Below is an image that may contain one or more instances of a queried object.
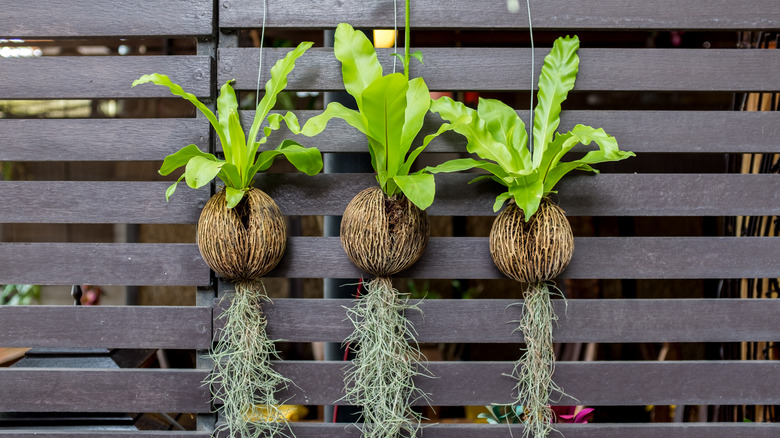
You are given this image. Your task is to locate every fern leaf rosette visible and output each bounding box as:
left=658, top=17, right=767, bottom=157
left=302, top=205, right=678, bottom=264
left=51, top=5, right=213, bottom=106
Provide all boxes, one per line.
left=301, top=20, right=449, bottom=438
left=428, top=35, right=634, bottom=438
left=133, top=42, right=322, bottom=438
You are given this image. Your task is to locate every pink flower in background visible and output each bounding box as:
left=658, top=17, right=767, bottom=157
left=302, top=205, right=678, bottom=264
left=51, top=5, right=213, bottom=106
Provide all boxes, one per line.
left=552, top=406, right=595, bottom=424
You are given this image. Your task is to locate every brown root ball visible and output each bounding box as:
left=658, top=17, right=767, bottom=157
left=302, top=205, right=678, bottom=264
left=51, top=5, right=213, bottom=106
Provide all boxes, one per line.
left=340, top=187, right=430, bottom=277
left=489, top=198, right=574, bottom=283
left=197, top=188, right=286, bottom=281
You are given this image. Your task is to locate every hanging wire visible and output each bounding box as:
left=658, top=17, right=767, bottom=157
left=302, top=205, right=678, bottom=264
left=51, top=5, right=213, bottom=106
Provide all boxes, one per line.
left=254, top=0, right=268, bottom=108
left=526, top=0, right=535, bottom=155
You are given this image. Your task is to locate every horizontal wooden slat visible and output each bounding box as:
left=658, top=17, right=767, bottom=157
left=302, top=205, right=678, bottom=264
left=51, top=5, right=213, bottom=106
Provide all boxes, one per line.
left=0, top=119, right=208, bottom=161
left=0, top=369, right=209, bottom=413
left=0, top=243, right=209, bottom=286
left=2, top=0, right=212, bottom=38
left=270, top=361, right=780, bottom=406
left=266, top=237, right=780, bottom=279
left=1, top=306, right=210, bottom=349
left=219, top=48, right=780, bottom=92
left=3, top=174, right=777, bottom=223
left=0, top=433, right=209, bottom=438
left=1, top=56, right=210, bottom=99
left=221, top=0, right=780, bottom=30
left=218, top=422, right=780, bottom=438
left=256, top=173, right=780, bottom=217
left=0, top=182, right=207, bottom=224
left=250, top=110, right=780, bottom=154
left=214, top=298, right=780, bottom=343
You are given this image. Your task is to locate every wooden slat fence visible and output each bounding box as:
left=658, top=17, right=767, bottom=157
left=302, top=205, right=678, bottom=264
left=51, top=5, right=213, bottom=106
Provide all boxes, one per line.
left=1, top=0, right=778, bottom=436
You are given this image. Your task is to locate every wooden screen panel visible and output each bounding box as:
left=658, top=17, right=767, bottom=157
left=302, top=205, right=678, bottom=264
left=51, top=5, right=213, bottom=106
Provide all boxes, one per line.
left=0, top=369, right=210, bottom=413
left=0, top=119, right=208, bottom=162
left=0, top=306, right=210, bottom=349
left=244, top=110, right=780, bottom=154
left=0, top=243, right=209, bottom=286
left=220, top=0, right=780, bottom=30
left=0, top=56, right=210, bottom=99
left=215, top=298, right=780, bottom=344
left=265, top=236, right=780, bottom=279
left=2, top=174, right=778, bottom=223
left=2, top=0, right=213, bottom=38
left=0, top=182, right=207, bottom=224
left=0, top=433, right=210, bottom=438
left=257, top=361, right=780, bottom=406
left=218, top=48, right=780, bottom=92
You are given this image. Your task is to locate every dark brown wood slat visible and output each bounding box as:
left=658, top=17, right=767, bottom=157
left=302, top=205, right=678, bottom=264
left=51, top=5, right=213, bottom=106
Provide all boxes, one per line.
left=1, top=56, right=210, bottom=99
left=217, top=422, right=780, bottom=438
left=0, top=433, right=209, bottom=438
left=0, top=119, right=208, bottom=161
left=269, top=361, right=780, bottom=406
left=266, top=237, right=780, bottom=279
left=221, top=0, right=780, bottom=30
left=248, top=110, right=780, bottom=154
left=1, top=306, right=210, bottom=349
left=0, top=369, right=209, bottom=413
left=0, top=182, right=207, bottom=224
left=214, top=298, right=780, bottom=343
left=219, top=48, right=780, bottom=92
left=256, top=173, right=780, bottom=217
left=0, top=243, right=209, bottom=286
left=3, top=0, right=212, bottom=38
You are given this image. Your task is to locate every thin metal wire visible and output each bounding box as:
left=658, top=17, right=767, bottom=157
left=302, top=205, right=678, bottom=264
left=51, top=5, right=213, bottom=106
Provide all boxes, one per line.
left=526, top=0, right=535, bottom=156
left=254, top=0, right=267, bottom=109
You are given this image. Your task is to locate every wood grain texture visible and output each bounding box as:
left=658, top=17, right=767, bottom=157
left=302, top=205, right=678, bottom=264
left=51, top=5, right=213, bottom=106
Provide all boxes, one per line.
left=0, top=368, right=209, bottom=413
left=220, top=0, right=780, bottom=30
left=3, top=238, right=777, bottom=283
left=213, top=298, right=780, bottom=343
left=1, top=56, right=211, bottom=99
left=0, top=182, right=208, bottom=224
left=0, top=433, right=209, bottom=438
left=0, top=119, right=208, bottom=161
left=1, top=306, right=210, bottom=349
left=247, top=110, right=780, bottom=154
left=219, top=48, right=780, bottom=92
left=218, top=422, right=780, bottom=438
left=265, top=236, right=780, bottom=279
left=255, top=173, right=780, bottom=217
left=0, top=243, right=209, bottom=286
left=3, top=174, right=777, bottom=223
left=266, top=361, right=780, bottom=406
left=2, top=0, right=212, bottom=38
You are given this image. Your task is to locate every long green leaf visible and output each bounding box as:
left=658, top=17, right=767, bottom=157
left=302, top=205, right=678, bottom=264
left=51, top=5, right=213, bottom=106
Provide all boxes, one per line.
left=247, top=41, right=313, bottom=148
left=301, top=101, right=367, bottom=137
left=361, top=73, right=408, bottom=186
left=217, top=162, right=242, bottom=190
left=132, top=73, right=227, bottom=148
left=399, top=78, right=431, bottom=158
left=249, top=140, right=323, bottom=177
left=508, top=172, right=543, bottom=217
left=532, top=35, right=580, bottom=167
left=477, top=97, right=526, bottom=170
left=216, top=80, right=239, bottom=164
left=226, top=111, right=248, bottom=186
left=333, top=23, right=382, bottom=109
left=159, top=144, right=217, bottom=176
left=426, top=158, right=508, bottom=180
left=393, top=172, right=435, bottom=211
left=184, top=156, right=224, bottom=189
left=397, top=121, right=458, bottom=177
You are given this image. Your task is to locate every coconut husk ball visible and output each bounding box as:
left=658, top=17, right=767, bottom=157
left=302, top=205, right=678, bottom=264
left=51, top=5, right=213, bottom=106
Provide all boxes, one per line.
left=489, top=198, right=574, bottom=283
left=197, top=187, right=286, bottom=281
left=341, top=186, right=430, bottom=277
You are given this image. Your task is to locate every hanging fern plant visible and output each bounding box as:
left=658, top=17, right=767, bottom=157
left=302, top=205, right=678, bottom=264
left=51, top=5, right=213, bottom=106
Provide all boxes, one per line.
left=133, top=42, right=322, bottom=438
left=428, top=35, right=634, bottom=438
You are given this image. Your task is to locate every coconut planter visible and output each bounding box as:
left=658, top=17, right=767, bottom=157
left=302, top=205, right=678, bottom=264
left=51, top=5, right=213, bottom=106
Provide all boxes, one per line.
left=340, top=186, right=430, bottom=277
left=197, top=187, right=286, bottom=281
left=489, top=197, right=574, bottom=283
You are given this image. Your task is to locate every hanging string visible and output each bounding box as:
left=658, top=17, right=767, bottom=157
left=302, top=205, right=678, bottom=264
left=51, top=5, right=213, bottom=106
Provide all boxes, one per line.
left=526, top=0, right=535, bottom=155
left=393, top=0, right=398, bottom=74
left=254, top=0, right=268, bottom=108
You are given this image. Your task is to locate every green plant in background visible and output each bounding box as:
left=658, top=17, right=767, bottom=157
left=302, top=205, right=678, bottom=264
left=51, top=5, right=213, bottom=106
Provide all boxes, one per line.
left=427, top=35, right=633, bottom=438
left=133, top=41, right=322, bottom=209
left=479, top=404, right=527, bottom=425
left=0, top=284, right=41, bottom=305
left=301, top=21, right=449, bottom=210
